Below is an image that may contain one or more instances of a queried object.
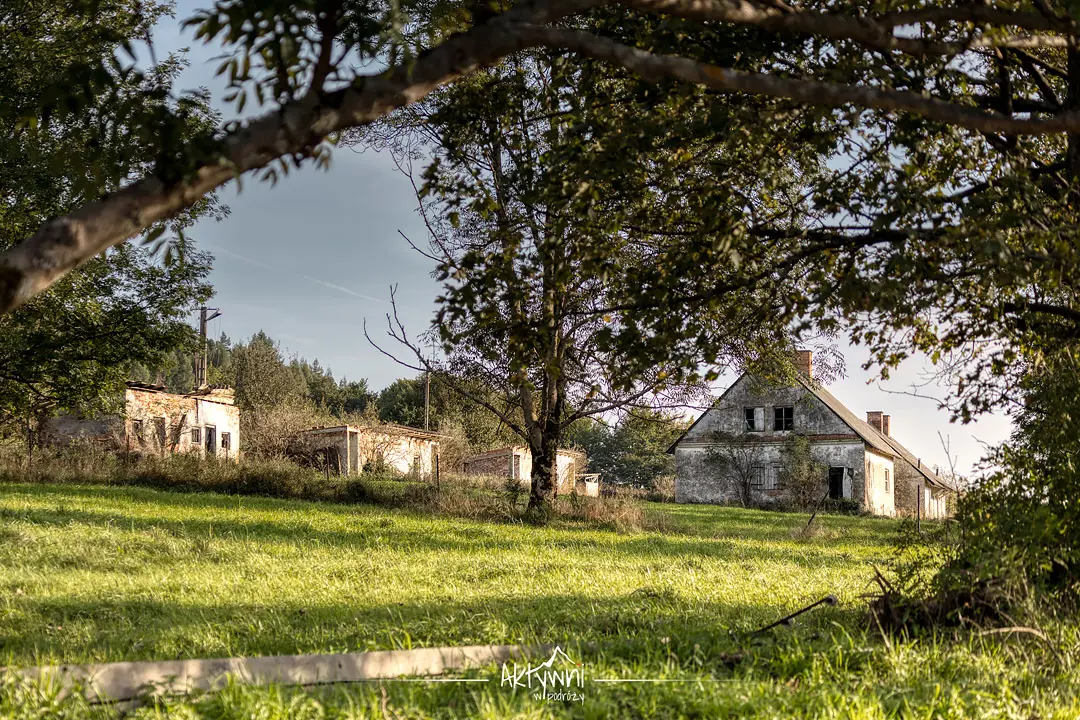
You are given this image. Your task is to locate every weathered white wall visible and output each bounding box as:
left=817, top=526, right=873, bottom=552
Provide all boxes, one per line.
left=863, top=450, right=895, bottom=517
left=194, top=397, right=241, bottom=459
left=358, top=430, right=438, bottom=478
left=300, top=427, right=440, bottom=479
left=47, top=388, right=240, bottom=461
left=674, top=439, right=872, bottom=508
left=556, top=453, right=578, bottom=491
left=463, top=447, right=579, bottom=494
left=923, top=485, right=949, bottom=519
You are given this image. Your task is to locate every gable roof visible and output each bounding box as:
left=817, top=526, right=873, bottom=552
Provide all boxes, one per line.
left=664, top=374, right=750, bottom=454
left=870, top=427, right=952, bottom=491
left=792, top=376, right=895, bottom=456
left=668, top=372, right=952, bottom=492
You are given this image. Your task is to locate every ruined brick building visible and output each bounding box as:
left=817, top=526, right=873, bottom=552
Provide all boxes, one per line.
left=295, top=424, right=446, bottom=480
left=463, top=445, right=586, bottom=495
left=46, top=382, right=241, bottom=459
left=668, top=352, right=954, bottom=517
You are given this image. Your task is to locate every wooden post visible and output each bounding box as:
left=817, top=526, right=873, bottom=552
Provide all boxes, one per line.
left=916, top=485, right=922, bottom=532
left=25, top=418, right=33, bottom=482
left=435, top=454, right=440, bottom=492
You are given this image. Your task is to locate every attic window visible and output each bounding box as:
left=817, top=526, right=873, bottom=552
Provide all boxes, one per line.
left=774, top=406, right=794, bottom=431
left=744, top=408, right=757, bottom=431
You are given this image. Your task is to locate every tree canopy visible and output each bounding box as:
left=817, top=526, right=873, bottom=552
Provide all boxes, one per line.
left=6, top=0, right=1080, bottom=344
left=0, top=1, right=220, bottom=431
left=7, top=0, right=1080, bottom=441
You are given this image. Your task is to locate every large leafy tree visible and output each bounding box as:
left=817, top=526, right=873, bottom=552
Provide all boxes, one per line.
left=1, top=0, right=1077, bottom=435
left=4, top=0, right=1080, bottom=324
left=230, top=332, right=309, bottom=412
left=365, top=49, right=812, bottom=511
left=0, top=0, right=220, bottom=432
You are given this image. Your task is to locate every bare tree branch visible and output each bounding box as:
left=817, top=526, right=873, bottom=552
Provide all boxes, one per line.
left=624, top=0, right=1075, bottom=55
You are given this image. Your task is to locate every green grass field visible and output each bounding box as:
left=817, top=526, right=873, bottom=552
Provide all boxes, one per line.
left=1, top=482, right=1077, bottom=718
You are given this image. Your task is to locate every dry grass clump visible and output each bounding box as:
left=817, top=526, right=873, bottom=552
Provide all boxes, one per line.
left=556, top=493, right=669, bottom=533
left=790, top=521, right=841, bottom=543
left=869, top=571, right=1016, bottom=634
left=1, top=445, right=664, bottom=531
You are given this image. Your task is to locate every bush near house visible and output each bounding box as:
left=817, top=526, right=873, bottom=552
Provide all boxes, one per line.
left=776, top=434, right=828, bottom=510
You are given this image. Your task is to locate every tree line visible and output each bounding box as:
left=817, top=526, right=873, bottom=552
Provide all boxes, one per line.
left=127, top=329, right=685, bottom=489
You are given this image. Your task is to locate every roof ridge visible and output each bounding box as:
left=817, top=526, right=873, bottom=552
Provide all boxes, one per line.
left=794, top=375, right=951, bottom=490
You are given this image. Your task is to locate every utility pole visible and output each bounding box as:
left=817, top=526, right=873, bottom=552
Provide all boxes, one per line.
left=195, top=306, right=222, bottom=388
left=424, top=370, right=430, bottom=430
left=424, top=337, right=436, bottom=431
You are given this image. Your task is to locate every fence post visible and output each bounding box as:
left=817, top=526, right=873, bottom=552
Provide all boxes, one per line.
left=435, top=454, right=440, bottom=492
left=26, top=419, right=33, bottom=482
left=916, top=485, right=922, bottom=532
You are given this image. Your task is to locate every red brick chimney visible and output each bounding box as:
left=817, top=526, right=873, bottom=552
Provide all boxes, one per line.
left=881, top=414, right=891, bottom=437
left=795, top=350, right=813, bottom=379
left=866, top=411, right=883, bottom=433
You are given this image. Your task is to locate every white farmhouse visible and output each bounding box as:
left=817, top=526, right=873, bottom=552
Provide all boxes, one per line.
left=668, top=352, right=954, bottom=517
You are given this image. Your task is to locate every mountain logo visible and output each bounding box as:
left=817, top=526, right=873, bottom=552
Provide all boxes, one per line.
left=500, top=646, right=585, bottom=703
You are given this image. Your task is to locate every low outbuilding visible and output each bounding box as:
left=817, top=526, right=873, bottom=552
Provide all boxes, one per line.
left=295, top=424, right=446, bottom=480
left=463, top=445, right=587, bottom=495
left=45, top=382, right=241, bottom=460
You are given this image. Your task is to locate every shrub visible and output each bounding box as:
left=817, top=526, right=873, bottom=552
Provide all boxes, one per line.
left=874, top=352, right=1080, bottom=632
left=241, top=402, right=328, bottom=459
left=645, top=475, right=676, bottom=503
left=777, top=434, right=827, bottom=509
left=555, top=493, right=667, bottom=533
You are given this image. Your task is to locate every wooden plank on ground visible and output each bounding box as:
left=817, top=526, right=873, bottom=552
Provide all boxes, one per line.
left=5, top=643, right=545, bottom=704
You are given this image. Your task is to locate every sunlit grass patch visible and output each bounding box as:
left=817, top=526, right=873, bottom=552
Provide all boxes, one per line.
left=0, top=482, right=1076, bottom=718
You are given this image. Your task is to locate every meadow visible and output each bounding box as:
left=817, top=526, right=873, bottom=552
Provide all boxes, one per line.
left=0, top=482, right=1076, bottom=718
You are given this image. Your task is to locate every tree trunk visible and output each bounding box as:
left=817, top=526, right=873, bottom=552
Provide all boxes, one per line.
left=1068, top=48, right=1080, bottom=189
left=528, top=434, right=559, bottom=512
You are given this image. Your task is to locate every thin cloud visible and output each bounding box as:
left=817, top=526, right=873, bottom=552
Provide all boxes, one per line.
left=207, top=244, right=391, bottom=305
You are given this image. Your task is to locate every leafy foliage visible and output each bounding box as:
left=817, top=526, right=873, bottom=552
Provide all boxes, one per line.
left=566, top=410, right=687, bottom=489
left=944, top=352, right=1080, bottom=604
left=0, top=0, right=224, bottom=432
left=777, top=434, right=828, bottom=510
left=363, top=40, right=824, bottom=511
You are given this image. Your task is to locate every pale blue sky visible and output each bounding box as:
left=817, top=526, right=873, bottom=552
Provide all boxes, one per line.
left=153, top=4, right=1011, bottom=475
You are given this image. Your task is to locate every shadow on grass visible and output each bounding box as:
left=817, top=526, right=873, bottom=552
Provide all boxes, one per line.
left=0, top=484, right=887, bottom=572
left=3, top=587, right=865, bottom=669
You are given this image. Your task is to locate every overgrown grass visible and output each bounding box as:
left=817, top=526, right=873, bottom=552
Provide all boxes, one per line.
left=1, top=444, right=667, bottom=531
left=0, top=483, right=1077, bottom=718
